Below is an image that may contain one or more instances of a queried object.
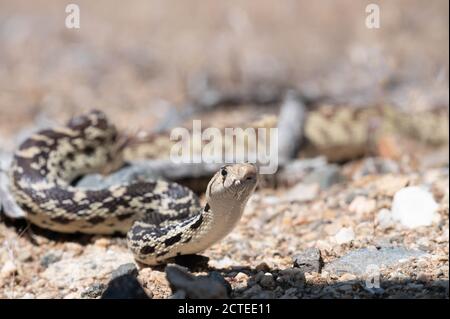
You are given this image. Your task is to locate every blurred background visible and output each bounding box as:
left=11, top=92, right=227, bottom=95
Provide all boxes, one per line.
left=0, top=0, right=448, bottom=164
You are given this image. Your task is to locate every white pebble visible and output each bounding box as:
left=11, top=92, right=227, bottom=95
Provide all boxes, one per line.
left=376, top=208, right=394, bottom=229
left=1, top=260, right=17, bottom=278
left=334, top=227, right=355, bottom=245
left=391, top=186, right=439, bottom=228
left=234, top=272, right=248, bottom=281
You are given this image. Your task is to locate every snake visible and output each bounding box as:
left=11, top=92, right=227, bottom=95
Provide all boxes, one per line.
left=9, top=110, right=258, bottom=265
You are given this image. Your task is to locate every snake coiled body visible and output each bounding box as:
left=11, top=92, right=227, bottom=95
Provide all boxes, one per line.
left=9, top=111, right=258, bottom=265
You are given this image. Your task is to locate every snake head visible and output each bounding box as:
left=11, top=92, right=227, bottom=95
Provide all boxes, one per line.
left=207, top=163, right=258, bottom=204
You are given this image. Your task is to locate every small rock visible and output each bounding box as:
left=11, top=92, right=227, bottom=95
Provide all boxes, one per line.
left=277, top=268, right=306, bottom=288
left=303, top=164, right=342, bottom=189
left=251, top=271, right=265, bottom=285
left=102, top=263, right=149, bottom=299
left=334, top=227, right=355, bottom=245
left=349, top=196, right=376, bottom=216
left=64, top=243, right=84, bottom=256
left=284, top=183, right=319, bottom=202
left=20, top=293, right=35, bottom=299
left=324, top=247, right=426, bottom=276
left=391, top=186, right=440, bottom=228
left=364, top=286, right=385, bottom=295
left=111, top=263, right=138, bottom=280
left=280, top=287, right=298, bottom=299
left=0, top=166, right=26, bottom=219
left=209, top=256, right=235, bottom=269
left=339, top=273, right=357, bottom=281
left=316, top=240, right=333, bottom=252
left=81, top=283, right=106, bottom=298
left=234, top=272, right=249, bottom=281
left=375, top=175, right=409, bottom=197
left=17, top=250, right=33, bottom=263
left=1, top=260, right=17, bottom=278
left=376, top=208, right=394, bottom=229
left=293, top=248, right=324, bottom=273
left=416, top=238, right=431, bottom=250
left=337, top=283, right=354, bottom=292
left=242, top=284, right=262, bottom=298
left=94, top=238, right=111, bottom=248
left=208, top=271, right=232, bottom=295
left=165, top=265, right=228, bottom=299
left=40, top=252, right=62, bottom=268
left=358, top=157, right=400, bottom=177
left=262, top=196, right=279, bottom=205
left=259, top=273, right=276, bottom=289
left=416, top=272, right=429, bottom=282
left=255, top=262, right=271, bottom=273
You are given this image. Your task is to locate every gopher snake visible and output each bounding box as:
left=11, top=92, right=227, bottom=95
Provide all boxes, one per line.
left=9, top=111, right=258, bottom=265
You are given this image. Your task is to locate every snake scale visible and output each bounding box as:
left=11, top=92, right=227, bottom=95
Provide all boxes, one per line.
left=9, top=110, right=258, bottom=265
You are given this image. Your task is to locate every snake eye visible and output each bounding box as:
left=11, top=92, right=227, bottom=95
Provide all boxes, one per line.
left=221, top=168, right=227, bottom=177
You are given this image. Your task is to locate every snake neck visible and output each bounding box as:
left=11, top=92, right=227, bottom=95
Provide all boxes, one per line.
left=184, top=195, right=249, bottom=254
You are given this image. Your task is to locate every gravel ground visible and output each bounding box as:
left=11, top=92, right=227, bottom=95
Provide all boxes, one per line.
left=1, top=158, right=448, bottom=299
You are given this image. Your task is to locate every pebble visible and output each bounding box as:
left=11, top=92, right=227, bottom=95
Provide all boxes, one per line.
left=81, top=283, right=107, bottom=298
left=349, top=196, right=376, bottom=216
left=375, top=176, right=409, bottom=196
left=303, top=164, right=342, bottom=190
left=293, top=248, right=323, bottom=273
left=280, top=287, right=298, bottom=299
left=259, top=274, right=276, bottom=289
left=111, top=263, right=138, bottom=280
left=139, top=268, right=168, bottom=287
left=1, top=260, right=18, bottom=278
left=391, top=186, right=439, bottom=228
left=277, top=268, right=306, bottom=288
left=255, top=262, right=271, bottom=273
left=208, top=271, right=232, bottom=295
left=284, top=183, right=319, bottom=202
left=325, top=247, right=426, bottom=276
left=339, top=273, right=357, bottom=281
left=63, top=292, right=80, bottom=299
left=262, top=196, right=280, bottom=205
left=165, top=265, right=228, bottom=299
left=0, top=165, right=26, bottom=219
left=416, top=238, right=431, bottom=250
left=17, top=250, right=33, bottom=263
left=102, top=263, right=149, bottom=299
left=334, top=227, right=355, bottom=244
left=64, top=243, right=84, bottom=256
left=40, top=252, right=62, bottom=268
left=209, top=256, right=235, bottom=269
left=243, top=284, right=262, bottom=298
left=41, top=246, right=134, bottom=288
left=416, top=272, right=429, bottom=282
left=337, top=284, right=354, bottom=292
left=357, top=157, right=400, bottom=177
left=94, top=238, right=111, bottom=248
left=376, top=208, right=394, bottom=229
left=234, top=272, right=249, bottom=281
